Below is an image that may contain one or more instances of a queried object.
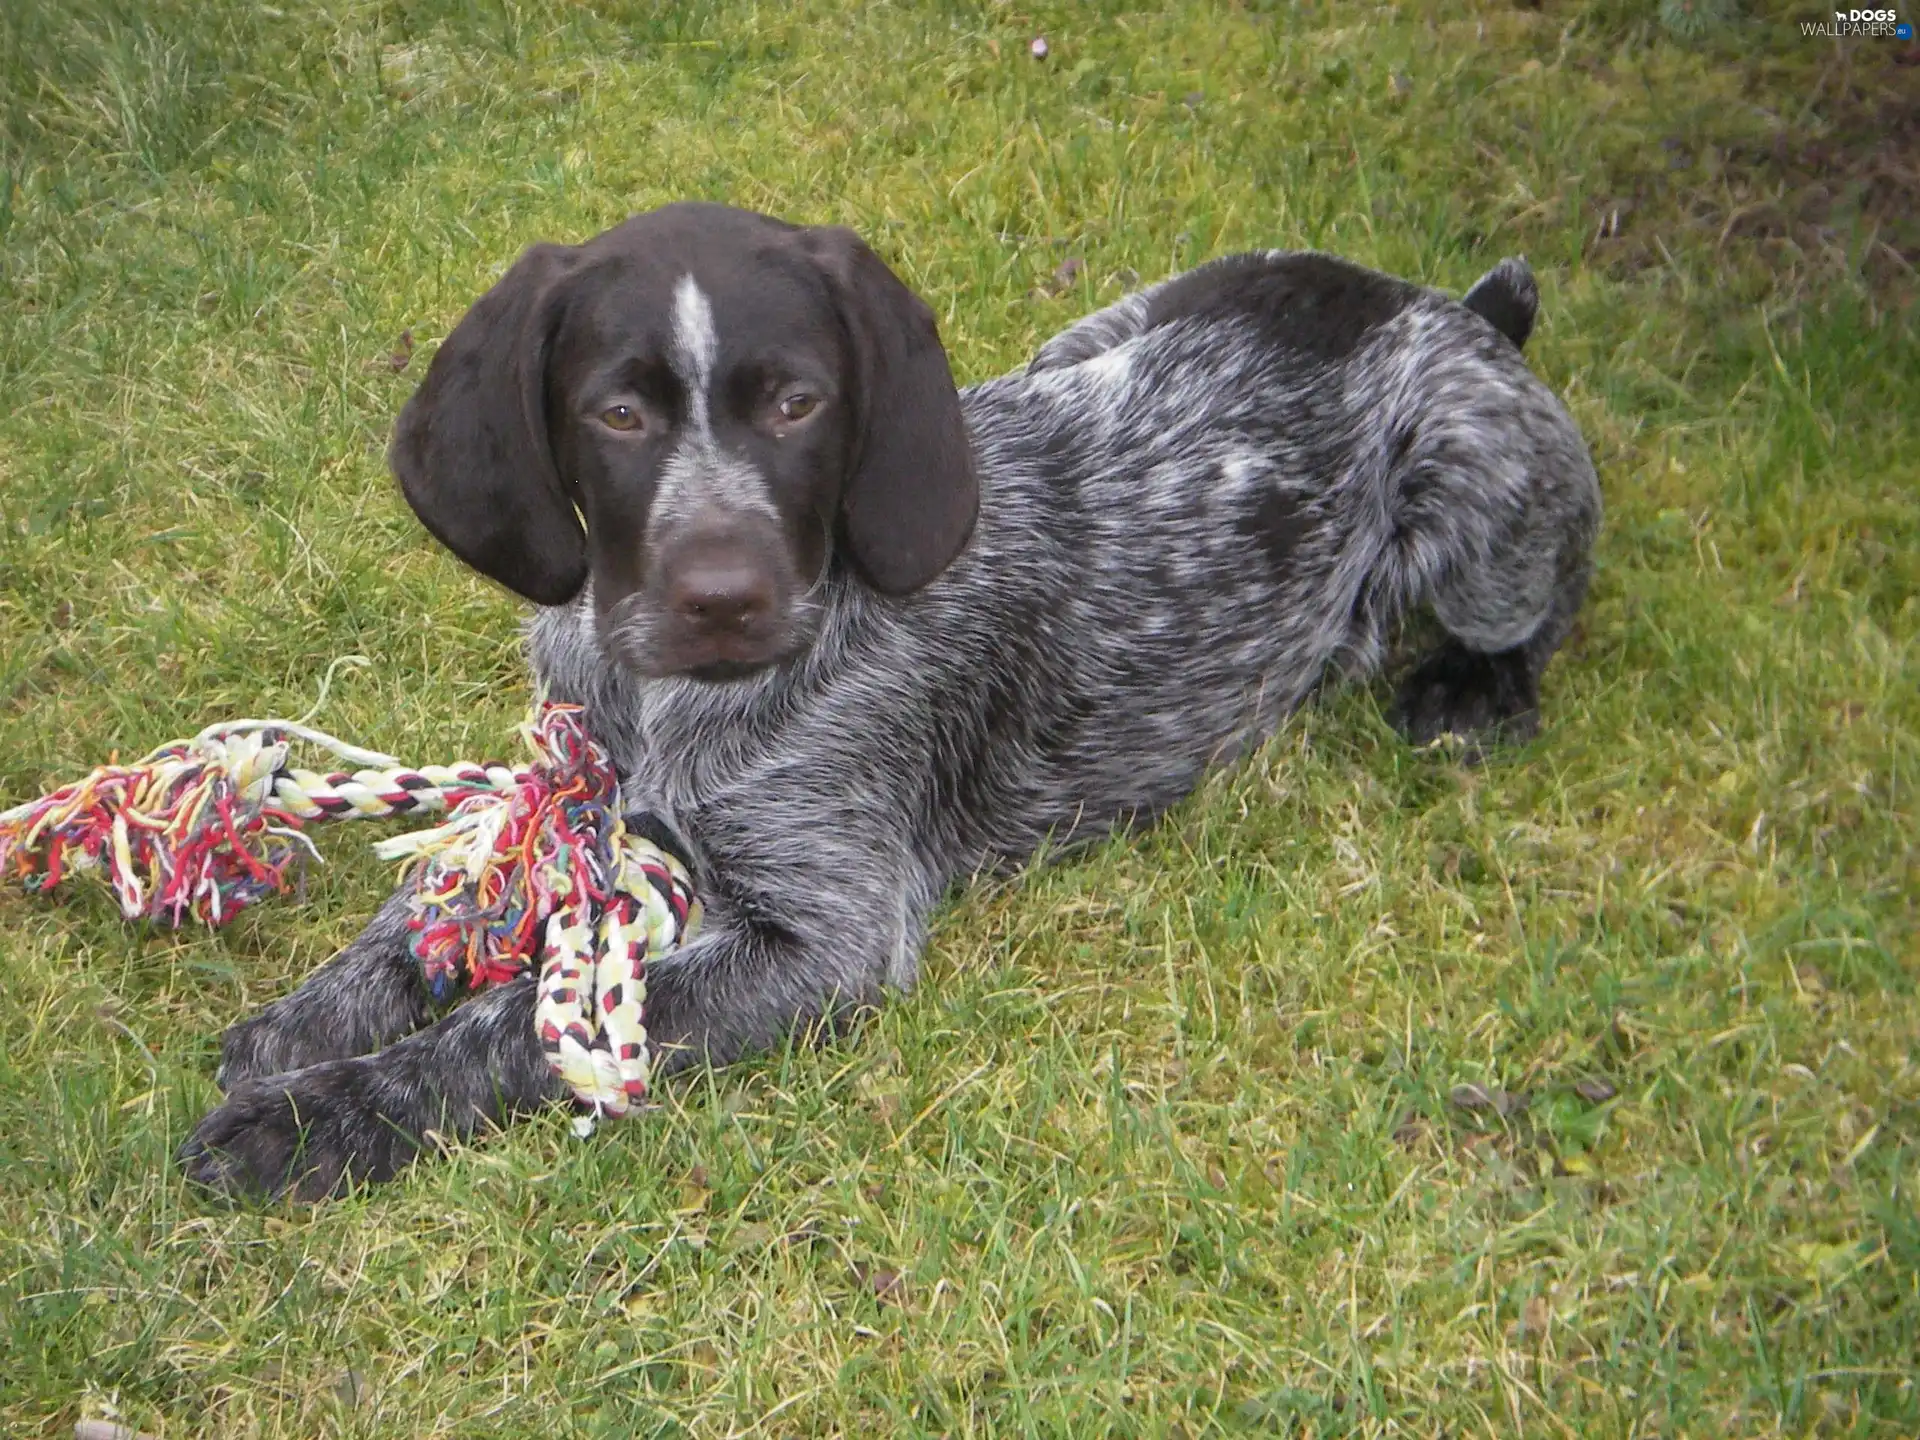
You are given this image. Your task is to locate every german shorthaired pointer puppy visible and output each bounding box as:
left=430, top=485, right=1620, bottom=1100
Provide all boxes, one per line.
left=182, top=201, right=1600, bottom=1199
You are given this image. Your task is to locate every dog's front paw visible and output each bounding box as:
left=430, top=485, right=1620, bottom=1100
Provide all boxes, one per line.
left=1391, top=641, right=1540, bottom=752
left=180, top=1062, right=419, bottom=1203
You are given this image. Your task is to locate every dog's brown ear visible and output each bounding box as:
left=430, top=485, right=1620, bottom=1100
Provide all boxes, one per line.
left=389, top=242, right=587, bottom=606
left=796, top=226, right=977, bottom=595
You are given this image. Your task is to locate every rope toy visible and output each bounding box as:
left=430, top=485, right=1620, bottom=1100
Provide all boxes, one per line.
left=0, top=697, right=699, bottom=1134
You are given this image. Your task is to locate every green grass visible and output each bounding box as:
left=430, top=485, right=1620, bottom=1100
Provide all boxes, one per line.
left=1, top=0, right=1915, bottom=1434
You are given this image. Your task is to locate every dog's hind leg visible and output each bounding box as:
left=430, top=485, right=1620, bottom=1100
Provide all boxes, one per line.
left=1381, top=294, right=1601, bottom=750
left=213, top=888, right=433, bottom=1089
left=1390, top=527, right=1594, bottom=750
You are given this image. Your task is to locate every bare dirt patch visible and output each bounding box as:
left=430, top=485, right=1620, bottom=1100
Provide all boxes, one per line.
left=1588, top=44, right=1920, bottom=298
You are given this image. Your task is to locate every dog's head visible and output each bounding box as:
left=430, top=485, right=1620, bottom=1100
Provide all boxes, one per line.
left=389, top=202, right=977, bottom=681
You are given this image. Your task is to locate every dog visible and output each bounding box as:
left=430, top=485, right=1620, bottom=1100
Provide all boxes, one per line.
left=180, top=202, right=1600, bottom=1200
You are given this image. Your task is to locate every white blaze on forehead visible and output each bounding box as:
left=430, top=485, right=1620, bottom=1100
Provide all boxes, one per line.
left=651, top=271, right=779, bottom=532
left=670, top=273, right=719, bottom=438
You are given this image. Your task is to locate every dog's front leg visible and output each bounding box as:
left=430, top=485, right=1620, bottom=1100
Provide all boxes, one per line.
left=633, top=918, right=894, bottom=1080
left=181, top=784, right=918, bottom=1201
left=213, top=889, right=434, bottom=1090
left=634, top=795, right=917, bottom=1077
left=180, top=902, right=909, bottom=1200
left=181, top=975, right=560, bottom=1201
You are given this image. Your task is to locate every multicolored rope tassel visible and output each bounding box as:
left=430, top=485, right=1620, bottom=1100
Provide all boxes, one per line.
left=0, top=718, right=515, bottom=926
left=0, top=699, right=699, bottom=1131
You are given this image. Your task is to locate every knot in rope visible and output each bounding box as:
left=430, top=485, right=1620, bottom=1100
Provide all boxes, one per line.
left=376, top=704, right=700, bottom=1130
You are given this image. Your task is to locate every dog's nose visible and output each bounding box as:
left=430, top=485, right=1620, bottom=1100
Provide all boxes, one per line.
left=666, top=560, right=775, bottom=629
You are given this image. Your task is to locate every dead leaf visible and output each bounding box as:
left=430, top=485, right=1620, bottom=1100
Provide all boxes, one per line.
left=1519, top=1295, right=1550, bottom=1337
left=1450, top=1083, right=1529, bottom=1117
left=676, top=1165, right=712, bottom=1211
left=364, top=328, right=415, bottom=372
left=853, top=1261, right=908, bottom=1304
left=1030, top=255, right=1086, bottom=299
left=1574, top=1077, right=1617, bottom=1104
left=51, top=598, right=73, bottom=629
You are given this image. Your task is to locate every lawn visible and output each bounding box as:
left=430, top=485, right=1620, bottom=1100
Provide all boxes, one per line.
left=1, top=0, right=1915, bottom=1434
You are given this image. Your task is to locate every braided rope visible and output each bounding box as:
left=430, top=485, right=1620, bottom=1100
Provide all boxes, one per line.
left=375, top=706, right=700, bottom=1130
left=269, top=760, right=523, bottom=822
left=0, top=702, right=697, bottom=1126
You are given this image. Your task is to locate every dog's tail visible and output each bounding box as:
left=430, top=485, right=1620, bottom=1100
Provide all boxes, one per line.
left=1460, top=257, right=1538, bottom=351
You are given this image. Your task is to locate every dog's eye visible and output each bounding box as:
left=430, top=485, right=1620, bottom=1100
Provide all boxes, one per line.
left=601, top=404, right=643, bottom=432
left=778, top=394, right=818, bottom=422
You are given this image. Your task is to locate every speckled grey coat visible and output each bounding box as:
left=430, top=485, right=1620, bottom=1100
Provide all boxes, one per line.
left=182, top=209, right=1598, bottom=1201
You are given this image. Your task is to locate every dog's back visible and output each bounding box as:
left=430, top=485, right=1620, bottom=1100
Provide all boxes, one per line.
left=857, top=250, right=1598, bottom=870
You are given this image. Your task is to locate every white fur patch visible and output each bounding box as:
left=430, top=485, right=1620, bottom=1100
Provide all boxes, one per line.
left=1077, top=343, right=1134, bottom=387
left=671, top=273, right=718, bottom=441
left=652, top=273, right=778, bottom=531
left=652, top=444, right=779, bottom=531
left=1218, top=450, right=1264, bottom=488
